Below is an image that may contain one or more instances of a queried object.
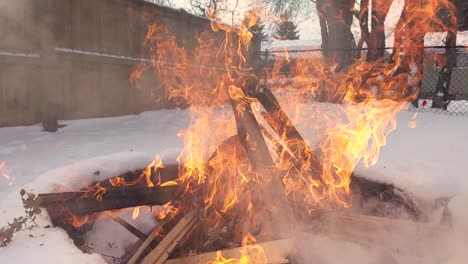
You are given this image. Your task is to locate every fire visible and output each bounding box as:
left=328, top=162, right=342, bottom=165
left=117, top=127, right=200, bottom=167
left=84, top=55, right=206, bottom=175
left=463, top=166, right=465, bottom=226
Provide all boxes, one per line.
left=155, top=202, right=179, bottom=220
left=409, top=113, right=418, bottom=128
left=69, top=212, right=89, bottom=228
left=127, top=0, right=457, bottom=255
left=135, top=9, right=391, bottom=218
left=133, top=11, right=271, bottom=229
left=0, top=161, right=14, bottom=186
left=206, top=234, right=267, bottom=264
left=207, top=251, right=250, bottom=264
left=106, top=156, right=165, bottom=188
left=132, top=207, right=140, bottom=220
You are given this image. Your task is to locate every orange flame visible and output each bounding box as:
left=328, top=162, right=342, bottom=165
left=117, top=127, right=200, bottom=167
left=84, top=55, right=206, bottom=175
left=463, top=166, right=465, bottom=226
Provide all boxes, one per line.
left=69, top=213, right=89, bottom=228
left=132, top=207, right=140, bottom=220
left=207, top=234, right=267, bottom=264
left=131, top=0, right=456, bottom=241
left=0, top=161, right=14, bottom=186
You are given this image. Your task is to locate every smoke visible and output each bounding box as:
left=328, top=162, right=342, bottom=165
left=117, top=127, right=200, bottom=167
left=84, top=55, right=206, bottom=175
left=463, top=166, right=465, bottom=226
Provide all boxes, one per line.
left=281, top=191, right=468, bottom=264
left=442, top=194, right=468, bottom=262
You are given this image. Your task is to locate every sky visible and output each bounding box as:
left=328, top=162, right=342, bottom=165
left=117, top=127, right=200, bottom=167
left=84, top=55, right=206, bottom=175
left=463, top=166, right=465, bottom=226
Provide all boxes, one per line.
left=166, top=0, right=464, bottom=47
left=168, top=0, right=402, bottom=44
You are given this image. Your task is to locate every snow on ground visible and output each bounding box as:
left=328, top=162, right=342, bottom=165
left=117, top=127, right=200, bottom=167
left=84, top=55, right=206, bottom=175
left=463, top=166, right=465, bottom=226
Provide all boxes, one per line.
left=1, top=226, right=105, bottom=264
left=0, top=110, right=188, bottom=200
left=0, top=110, right=188, bottom=263
left=354, top=110, right=468, bottom=200
left=0, top=104, right=467, bottom=263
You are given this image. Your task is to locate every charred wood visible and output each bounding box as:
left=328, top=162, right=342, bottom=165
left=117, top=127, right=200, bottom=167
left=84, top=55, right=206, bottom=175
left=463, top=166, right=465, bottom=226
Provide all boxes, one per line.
left=38, top=185, right=178, bottom=215
left=230, top=85, right=297, bottom=238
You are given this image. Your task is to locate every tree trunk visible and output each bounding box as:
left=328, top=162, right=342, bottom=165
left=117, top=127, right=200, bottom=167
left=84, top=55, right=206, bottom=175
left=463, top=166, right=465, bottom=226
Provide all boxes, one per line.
left=316, top=0, right=330, bottom=58
left=390, top=0, right=407, bottom=64
left=367, top=0, right=393, bottom=61
left=391, top=0, right=426, bottom=102
left=316, top=0, right=356, bottom=70
left=356, top=0, right=370, bottom=51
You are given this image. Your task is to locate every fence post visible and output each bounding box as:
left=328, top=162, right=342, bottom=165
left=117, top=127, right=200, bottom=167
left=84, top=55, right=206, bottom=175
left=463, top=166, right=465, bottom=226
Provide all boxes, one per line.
left=37, top=1, right=60, bottom=132
left=432, top=31, right=457, bottom=110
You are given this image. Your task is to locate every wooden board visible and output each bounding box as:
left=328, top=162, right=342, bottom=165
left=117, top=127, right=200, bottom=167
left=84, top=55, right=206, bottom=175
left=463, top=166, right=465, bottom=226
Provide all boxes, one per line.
left=38, top=186, right=178, bottom=215
left=165, top=239, right=293, bottom=264
left=230, top=93, right=296, bottom=238
left=140, top=211, right=197, bottom=264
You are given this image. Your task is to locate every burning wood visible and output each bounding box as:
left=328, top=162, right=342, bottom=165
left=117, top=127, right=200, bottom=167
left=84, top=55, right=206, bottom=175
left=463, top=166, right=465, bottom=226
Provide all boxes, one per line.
left=139, top=211, right=197, bottom=264
left=35, top=6, right=456, bottom=263
left=36, top=83, right=441, bottom=262
left=38, top=186, right=177, bottom=216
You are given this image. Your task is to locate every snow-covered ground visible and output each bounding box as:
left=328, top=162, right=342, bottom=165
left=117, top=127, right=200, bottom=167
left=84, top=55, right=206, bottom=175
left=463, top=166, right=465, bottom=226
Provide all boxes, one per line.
left=0, top=110, right=189, bottom=263
left=1, top=103, right=468, bottom=263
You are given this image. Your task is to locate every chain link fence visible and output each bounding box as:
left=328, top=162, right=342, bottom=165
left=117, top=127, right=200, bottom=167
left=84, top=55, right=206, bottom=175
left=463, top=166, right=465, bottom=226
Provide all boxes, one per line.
left=258, top=46, right=468, bottom=117
left=411, top=47, right=468, bottom=116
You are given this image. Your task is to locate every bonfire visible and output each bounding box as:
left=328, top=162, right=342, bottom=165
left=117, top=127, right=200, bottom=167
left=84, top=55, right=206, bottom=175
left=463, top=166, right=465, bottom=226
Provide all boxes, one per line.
left=31, top=3, right=457, bottom=264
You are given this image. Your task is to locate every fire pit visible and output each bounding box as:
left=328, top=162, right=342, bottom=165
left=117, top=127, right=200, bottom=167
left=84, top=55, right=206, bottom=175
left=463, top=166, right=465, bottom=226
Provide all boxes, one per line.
left=36, top=15, right=451, bottom=264
left=36, top=86, right=449, bottom=263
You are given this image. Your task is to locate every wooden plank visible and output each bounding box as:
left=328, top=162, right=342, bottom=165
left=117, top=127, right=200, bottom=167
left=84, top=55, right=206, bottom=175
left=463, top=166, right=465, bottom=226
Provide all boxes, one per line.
left=256, top=87, right=306, bottom=144
left=38, top=186, right=178, bottom=215
left=230, top=90, right=296, bottom=238
left=257, top=87, right=321, bottom=167
left=165, top=239, right=293, bottom=264
left=140, top=211, right=197, bottom=264
left=139, top=211, right=197, bottom=264
left=127, top=222, right=166, bottom=264
left=104, top=211, right=147, bottom=241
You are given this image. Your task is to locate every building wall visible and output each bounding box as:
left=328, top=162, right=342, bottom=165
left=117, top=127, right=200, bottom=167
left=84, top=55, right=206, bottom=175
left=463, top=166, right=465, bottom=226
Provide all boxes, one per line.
left=0, top=0, right=224, bottom=127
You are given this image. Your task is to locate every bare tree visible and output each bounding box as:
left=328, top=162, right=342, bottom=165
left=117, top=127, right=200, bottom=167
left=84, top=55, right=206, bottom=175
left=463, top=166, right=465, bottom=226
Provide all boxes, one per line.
left=188, top=0, right=228, bottom=17
left=367, top=0, right=393, bottom=61
left=354, top=0, right=370, bottom=51
left=316, top=0, right=357, bottom=70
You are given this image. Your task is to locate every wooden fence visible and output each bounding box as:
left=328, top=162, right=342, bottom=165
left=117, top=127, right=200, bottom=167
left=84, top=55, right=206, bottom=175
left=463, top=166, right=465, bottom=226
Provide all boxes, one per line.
left=0, top=0, right=222, bottom=127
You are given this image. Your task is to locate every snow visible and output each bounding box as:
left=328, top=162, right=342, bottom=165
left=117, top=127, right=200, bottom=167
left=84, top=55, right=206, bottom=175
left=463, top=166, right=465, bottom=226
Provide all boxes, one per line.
left=262, top=40, right=321, bottom=52
left=55, top=48, right=152, bottom=63
left=0, top=227, right=105, bottom=264
left=0, top=104, right=468, bottom=262
left=354, top=110, right=468, bottom=199
left=0, top=51, right=40, bottom=58
left=0, top=110, right=187, bottom=198
left=0, top=110, right=189, bottom=263
left=261, top=40, right=322, bottom=59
